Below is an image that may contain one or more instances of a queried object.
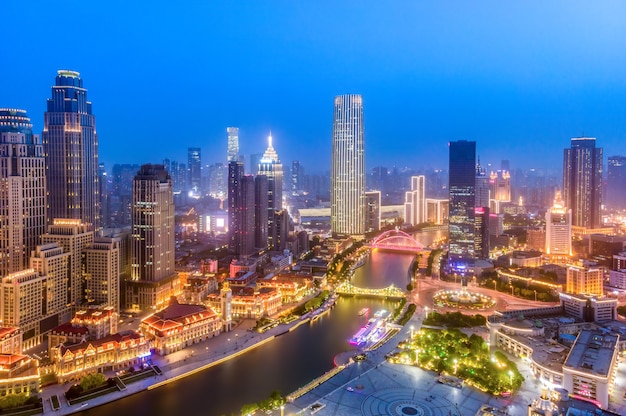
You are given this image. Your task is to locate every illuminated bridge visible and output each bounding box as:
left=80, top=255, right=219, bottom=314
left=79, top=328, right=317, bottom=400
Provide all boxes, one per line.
left=335, top=281, right=406, bottom=300
left=368, top=229, right=424, bottom=253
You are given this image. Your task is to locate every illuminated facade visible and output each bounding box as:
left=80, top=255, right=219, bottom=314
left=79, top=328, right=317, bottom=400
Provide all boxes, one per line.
left=607, top=156, right=626, bottom=210
left=258, top=133, right=284, bottom=250
left=51, top=331, right=150, bottom=383
left=488, top=170, right=511, bottom=214
left=206, top=287, right=281, bottom=320
left=0, top=327, right=22, bottom=355
left=448, top=140, right=476, bottom=268
left=83, top=238, right=120, bottom=311
left=563, top=137, right=603, bottom=229
left=227, top=127, right=239, bottom=162
left=425, top=198, right=449, bottom=225
left=228, top=161, right=245, bottom=255
left=0, top=354, right=39, bottom=397
left=140, top=300, right=221, bottom=355
left=254, top=175, right=269, bottom=250
left=30, top=243, right=71, bottom=321
left=404, top=175, right=425, bottom=226
left=43, top=70, right=100, bottom=230
left=331, top=94, right=365, bottom=236
left=365, top=191, right=381, bottom=232
left=0, top=109, right=47, bottom=277
left=545, top=191, right=572, bottom=257
left=566, top=261, right=603, bottom=297
left=127, top=164, right=177, bottom=310
left=41, top=219, right=94, bottom=308
left=187, top=147, right=201, bottom=196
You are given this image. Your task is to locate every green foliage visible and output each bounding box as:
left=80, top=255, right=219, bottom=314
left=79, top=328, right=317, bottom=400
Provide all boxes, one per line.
left=423, top=311, right=486, bottom=328
left=80, top=372, right=107, bottom=391
left=240, top=390, right=285, bottom=415
left=397, top=304, right=416, bottom=326
left=618, top=305, right=626, bottom=318
left=406, top=283, right=414, bottom=291
left=240, top=402, right=259, bottom=415
left=65, top=384, right=83, bottom=400
left=0, top=394, right=30, bottom=410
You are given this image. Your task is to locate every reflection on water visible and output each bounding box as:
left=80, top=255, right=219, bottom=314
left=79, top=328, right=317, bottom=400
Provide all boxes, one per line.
left=83, top=231, right=443, bottom=416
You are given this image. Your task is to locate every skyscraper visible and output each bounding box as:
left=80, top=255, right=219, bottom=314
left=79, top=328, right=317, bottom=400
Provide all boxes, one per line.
left=258, top=133, right=284, bottom=250
left=127, top=164, right=177, bottom=310
left=563, top=137, right=603, bottom=229
left=448, top=140, right=476, bottom=269
left=227, top=127, right=239, bottom=163
left=188, top=147, right=201, bottom=195
left=331, top=94, right=365, bottom=236
left=474, top=161, right=490, bottom=259
left=545, top=191, right=572, bottom=257
left=43, top=70, right=100, bottom=230
left=228, top=160, right=245, bottom=255
left=0, top=109, right=47, bottom=277
left=254, top=175, right=269, bottom=250
left=607, top=156, right=626, bottom=210
left=404, top=175, right=426, bottom=226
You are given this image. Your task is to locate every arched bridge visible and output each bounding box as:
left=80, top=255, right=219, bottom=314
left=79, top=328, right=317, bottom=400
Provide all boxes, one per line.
left=335, top=281, right=406, bottom=299
left=368, top=229, right=424, bottom=253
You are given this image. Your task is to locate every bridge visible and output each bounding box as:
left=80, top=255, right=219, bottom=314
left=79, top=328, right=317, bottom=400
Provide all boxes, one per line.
left=368, top=229, right=424, bottom=253
left=335, top=281, right=406, bottom=299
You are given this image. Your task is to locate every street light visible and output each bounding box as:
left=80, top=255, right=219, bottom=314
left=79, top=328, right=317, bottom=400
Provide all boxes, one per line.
left=454, top=358, right=458, bottom=374
left=534, top=290, right=537, bottom=302
left=281, top=404, right=284, bottom=416
left=510, top=285, right=514, bottom=296
left=410, top=325, right=414, bottom=339
left=508, top=370, right=513, bottom=387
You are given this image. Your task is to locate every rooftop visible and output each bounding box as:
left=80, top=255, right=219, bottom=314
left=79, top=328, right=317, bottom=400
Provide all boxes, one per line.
left=563, top=330, right=618, bottom=377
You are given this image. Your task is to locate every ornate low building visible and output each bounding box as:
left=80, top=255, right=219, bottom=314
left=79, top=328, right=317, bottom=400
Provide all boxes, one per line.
left=139, top=299, right=222, bottom=355
left=51, top=331, right=150, bottom=383
left=206, top=286, right=281, bottom=319
left=256, top=276, right=309, bottom=303
left=0, top=327, right=22, bottom=355
left=0, top=354, right=39, bottom=396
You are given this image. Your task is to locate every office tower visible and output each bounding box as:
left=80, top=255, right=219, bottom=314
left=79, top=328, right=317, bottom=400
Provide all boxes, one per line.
left=448, top=140, right=476, bottom=269
left=188, top=147, right=201, bottom=195
left=566, top=261, right=603, bottom=296
left=474, top=161, right=490, bottom=258
left=563, top=137, right=603, bottom=229
left=331, top=94, right=365, bottom=236
left=365, top=191, right=381, bottom=233
left=167, top=160, right=187, bottom=193
left=0, top=109, right=47, bottom=277
left=127, top=164, right=177, bottom=310
left=545, top=191, right=572, bottom=257
left=404, top=175, right=426, bottom=226
left=83, top=237, right=120, bottom=311
left=41, top=219, right=94, bottom=310
left=258, top=133, right=284, bottom=250
left=249, top=153, right=262, bottom=176
left=240, top=176, right=256, bottom=255
left=291, top=160, right=303, bottom=195
left=228, top=161, right=245, bottom=254
left=98, top=163, right=110, bottom=227
left=43, top=70, right=100, bottom=230
left=607, top=156, right=626, bottom=209
left=208, top=163, right=227, bottom=200
left=227, top=127, right=239, bottom=163
left=111, top=163, right=140, bottom=227
left=254, top=175, right=269, bottom=250
left=426, top=199, right=449, bottom=225
left=30, top=243, right=70, bottom=320
left=0, top=269, right=45, bottom=349
left=488, top=170, right=511, bottom=214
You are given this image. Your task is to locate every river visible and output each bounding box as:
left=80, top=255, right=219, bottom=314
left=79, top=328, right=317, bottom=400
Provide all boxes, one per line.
left=82, top=229, right=444, bottom=416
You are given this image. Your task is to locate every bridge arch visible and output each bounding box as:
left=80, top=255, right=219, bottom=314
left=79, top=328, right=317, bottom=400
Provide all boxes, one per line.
left=370, top=229, right=424, bottom=252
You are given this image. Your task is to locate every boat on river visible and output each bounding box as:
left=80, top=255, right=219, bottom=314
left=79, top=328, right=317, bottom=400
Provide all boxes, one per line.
left=349, top=309, right=388, bottom=347
left=358, top=307, right=369, bottom=316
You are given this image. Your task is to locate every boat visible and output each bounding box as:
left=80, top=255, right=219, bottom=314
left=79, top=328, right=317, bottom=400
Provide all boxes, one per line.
left=358, top=307, right=369, bottom=316
left=349, top=309, right=388, bottom=347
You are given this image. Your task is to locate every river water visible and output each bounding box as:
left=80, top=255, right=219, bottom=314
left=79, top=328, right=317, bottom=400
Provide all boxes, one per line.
left=82, top=230, right=443, bottom=416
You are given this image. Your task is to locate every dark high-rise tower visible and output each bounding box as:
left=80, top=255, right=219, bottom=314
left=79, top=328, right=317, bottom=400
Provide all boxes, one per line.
left=258, top=133, right=283, bottom=250
left=331, top=94, right=365, bottom=235
left=563, top=137, right=603, bottom=229
left=254, top=175, right=269, bottom=250
left=228, top=160, right=245, bottom=255
left=607, top=156, right=626, bottom=210
left=43, top=70, right=100, bottom=230
left=0, top=109, right=47, bottom=276
left=188, top=147, right=201, bottom=195
left=474, top=160, right=490, bottom=259
left=448, top=140, right=476, bottom=269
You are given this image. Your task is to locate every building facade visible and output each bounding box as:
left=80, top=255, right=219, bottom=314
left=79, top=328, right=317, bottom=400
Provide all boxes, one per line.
left=404, top=175, right=425, bottom=226
left=83, top=237, right=120, bottom=311
left=606, top=155, right=626, bottom=210
left=365, top=191, right=381, bottom=233
left=43, top=70, right=100, bottom=230
left=257, top=133, right=284, bottom=250
left=566, top=262, right=603, bottom=297
left=331, top=94, right=365, bottom=236
left=227, top=127, right=239, bottom=163
left=545, top=191, right=572, bottom=257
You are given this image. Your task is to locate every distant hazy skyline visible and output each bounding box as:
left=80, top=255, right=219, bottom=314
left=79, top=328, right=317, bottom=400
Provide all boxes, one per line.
left=2, top=1, right=626, bottom=174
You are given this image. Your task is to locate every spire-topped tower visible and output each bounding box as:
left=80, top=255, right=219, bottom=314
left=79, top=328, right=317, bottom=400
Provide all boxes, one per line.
left=261, top=132, right=279, bottom=163
left=258, top=132, right=284, bottom=250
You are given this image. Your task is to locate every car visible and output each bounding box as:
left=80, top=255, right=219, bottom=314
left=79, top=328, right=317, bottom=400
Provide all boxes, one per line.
left=80, top=403, right=89, bottom=408
left=346, top=386, right=354, bottom=392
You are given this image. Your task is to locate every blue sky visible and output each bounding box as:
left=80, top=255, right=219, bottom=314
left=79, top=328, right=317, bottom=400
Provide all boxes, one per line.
left=2, top=1, right=626, bottom=174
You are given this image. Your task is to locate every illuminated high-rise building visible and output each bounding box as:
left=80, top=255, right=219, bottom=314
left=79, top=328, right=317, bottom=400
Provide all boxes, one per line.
left=404, top=175, right=425, bottom=226
left=607, top=156, right=626, bottom=209
left=448, top=140, right=476, bottom=269
left=545, top=191, right=572, bottom=257
left=258, top=133, right=283, bottom=250
left=227, top=127, right=239, bottom=163
left=228, top=160, right=245, bottom=255
left=475, top=161, right=490, bottom=259
left=83, top=237, right=120, bottom=312
left=488, top=170, right=511, bottom=214
left=41, top=219, right=94, bottom=309
left=563, top=137, right=602, bottom=229
left=331, top=94, right=365, bottom=236
left=0, top=109, right=47, bottom=277
left=566, top=260, right=603, bottom=296
left=254, top=175, right=268, bottom=250
left=43, top=70, right=100, bottom=230
left=365, top=191, right=381, bottom=233
left=127, top=164, right=177, bottom=310
left=187, top=147, right=201, bottom=195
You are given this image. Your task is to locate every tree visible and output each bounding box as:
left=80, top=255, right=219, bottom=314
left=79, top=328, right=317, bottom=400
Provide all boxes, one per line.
left=79, top=373, right=107, bottom=391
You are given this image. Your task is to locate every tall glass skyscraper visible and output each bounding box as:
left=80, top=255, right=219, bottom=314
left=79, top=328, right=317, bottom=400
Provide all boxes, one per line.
left=331, top=94, right=365, bottom=236
left=227, top=127, right=239, bottom=163
left=187, top=147, right=201, bottom=195
left=448, top=140, right=476, bottom=269
left=563, top=137, right=603, bottom=229
left=43, top=70, right=100, bottom=230
left=0, top=109, right=47, bottom=276
left=258, top=133, right=283, bottom=250
left=607, top=156, right=626, bottom=210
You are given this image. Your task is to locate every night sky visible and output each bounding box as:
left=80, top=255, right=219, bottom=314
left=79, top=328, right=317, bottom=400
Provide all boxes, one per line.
left=2, top=1, right=626, bottom=174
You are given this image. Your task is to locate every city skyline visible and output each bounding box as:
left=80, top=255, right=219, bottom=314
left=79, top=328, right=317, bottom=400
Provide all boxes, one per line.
left=2, top=2, right=626, bottom=173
